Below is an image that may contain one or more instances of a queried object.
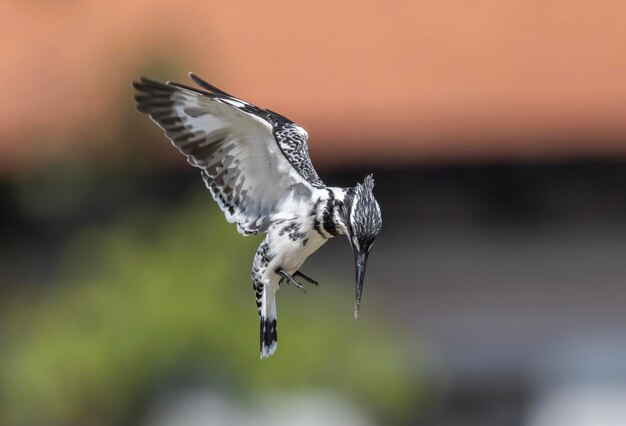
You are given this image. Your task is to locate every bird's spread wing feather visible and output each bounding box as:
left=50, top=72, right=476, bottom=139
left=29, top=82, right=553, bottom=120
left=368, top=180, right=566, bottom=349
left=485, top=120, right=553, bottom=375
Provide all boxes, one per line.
left=133, top=74, right=325, bottom=235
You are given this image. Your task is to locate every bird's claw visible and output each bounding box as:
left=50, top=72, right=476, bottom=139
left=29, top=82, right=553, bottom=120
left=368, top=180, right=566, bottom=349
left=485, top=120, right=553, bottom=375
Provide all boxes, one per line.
left=276, top=269, right=307, bottom=294
left=291, top=281, right=306, bottom=294
left=284, top=278, right=306, bottom=293
left=294, top=271, right=320, bottom=286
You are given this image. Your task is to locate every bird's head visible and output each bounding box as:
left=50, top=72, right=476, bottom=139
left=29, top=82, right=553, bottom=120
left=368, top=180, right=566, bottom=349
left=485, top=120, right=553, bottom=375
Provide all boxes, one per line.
left=345, top=174, right=382, bottom=318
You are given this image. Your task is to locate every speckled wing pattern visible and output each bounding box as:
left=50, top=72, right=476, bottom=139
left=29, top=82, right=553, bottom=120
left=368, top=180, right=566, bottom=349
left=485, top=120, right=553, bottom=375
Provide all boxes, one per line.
left=133, top=73, right=326, bottom=235
left=266, top=115, right=325, bottom=189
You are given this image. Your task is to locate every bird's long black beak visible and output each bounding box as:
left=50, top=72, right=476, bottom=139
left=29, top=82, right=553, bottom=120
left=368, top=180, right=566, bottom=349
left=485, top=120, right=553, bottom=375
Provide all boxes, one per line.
left=353, top=247, right=368, bottom=319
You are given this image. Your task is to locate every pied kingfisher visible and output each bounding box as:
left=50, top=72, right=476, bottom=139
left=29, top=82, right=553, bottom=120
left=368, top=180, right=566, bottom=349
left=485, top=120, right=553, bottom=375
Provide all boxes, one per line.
left=133, top=73, right=382, bottom=358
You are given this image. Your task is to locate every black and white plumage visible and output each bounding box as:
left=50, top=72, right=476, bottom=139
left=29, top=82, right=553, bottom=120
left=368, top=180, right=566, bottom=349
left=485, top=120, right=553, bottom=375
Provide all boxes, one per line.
left=133, top=73, right=382, bottom=358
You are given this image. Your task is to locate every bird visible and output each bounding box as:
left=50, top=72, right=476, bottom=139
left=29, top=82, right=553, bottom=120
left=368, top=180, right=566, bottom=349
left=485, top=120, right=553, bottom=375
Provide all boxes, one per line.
left=132, top=73, right=382, bottom=358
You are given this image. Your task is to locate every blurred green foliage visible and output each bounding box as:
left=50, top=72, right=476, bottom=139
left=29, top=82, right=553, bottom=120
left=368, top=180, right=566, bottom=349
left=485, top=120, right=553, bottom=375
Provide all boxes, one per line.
left=0, top=194, right=423, bottom=425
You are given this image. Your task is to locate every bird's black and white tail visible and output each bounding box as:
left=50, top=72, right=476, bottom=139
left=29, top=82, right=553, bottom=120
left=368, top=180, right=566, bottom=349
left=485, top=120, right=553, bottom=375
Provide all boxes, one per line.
left=260, top=289, right=278, bottom=358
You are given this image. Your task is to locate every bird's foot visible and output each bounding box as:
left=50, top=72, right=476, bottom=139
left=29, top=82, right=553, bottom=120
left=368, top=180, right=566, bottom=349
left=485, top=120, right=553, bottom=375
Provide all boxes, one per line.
left=294, top=271, right=319, bottom=286
left=276, top=268, right=307, bottom=293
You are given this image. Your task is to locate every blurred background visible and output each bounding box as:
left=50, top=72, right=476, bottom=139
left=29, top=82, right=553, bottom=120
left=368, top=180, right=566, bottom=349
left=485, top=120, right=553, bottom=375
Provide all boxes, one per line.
left=1, top=1, right=626, bottom=425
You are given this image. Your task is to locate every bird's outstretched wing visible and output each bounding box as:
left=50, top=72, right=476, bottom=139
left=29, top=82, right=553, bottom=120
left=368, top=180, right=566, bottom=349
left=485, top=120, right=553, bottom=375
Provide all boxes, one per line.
left=133, top=74, right=326, bottom=235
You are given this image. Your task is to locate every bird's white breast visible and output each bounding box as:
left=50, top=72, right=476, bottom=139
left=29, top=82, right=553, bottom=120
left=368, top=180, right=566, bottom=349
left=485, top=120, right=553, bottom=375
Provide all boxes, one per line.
left=264, top=191, right=330, bottom=276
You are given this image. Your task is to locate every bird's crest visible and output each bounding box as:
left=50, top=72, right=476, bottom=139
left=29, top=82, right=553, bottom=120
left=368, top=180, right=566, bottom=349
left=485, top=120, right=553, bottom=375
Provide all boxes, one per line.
left=357, top=174, right=375, bottom=198
left=351, top=174, right=382, bottom=241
